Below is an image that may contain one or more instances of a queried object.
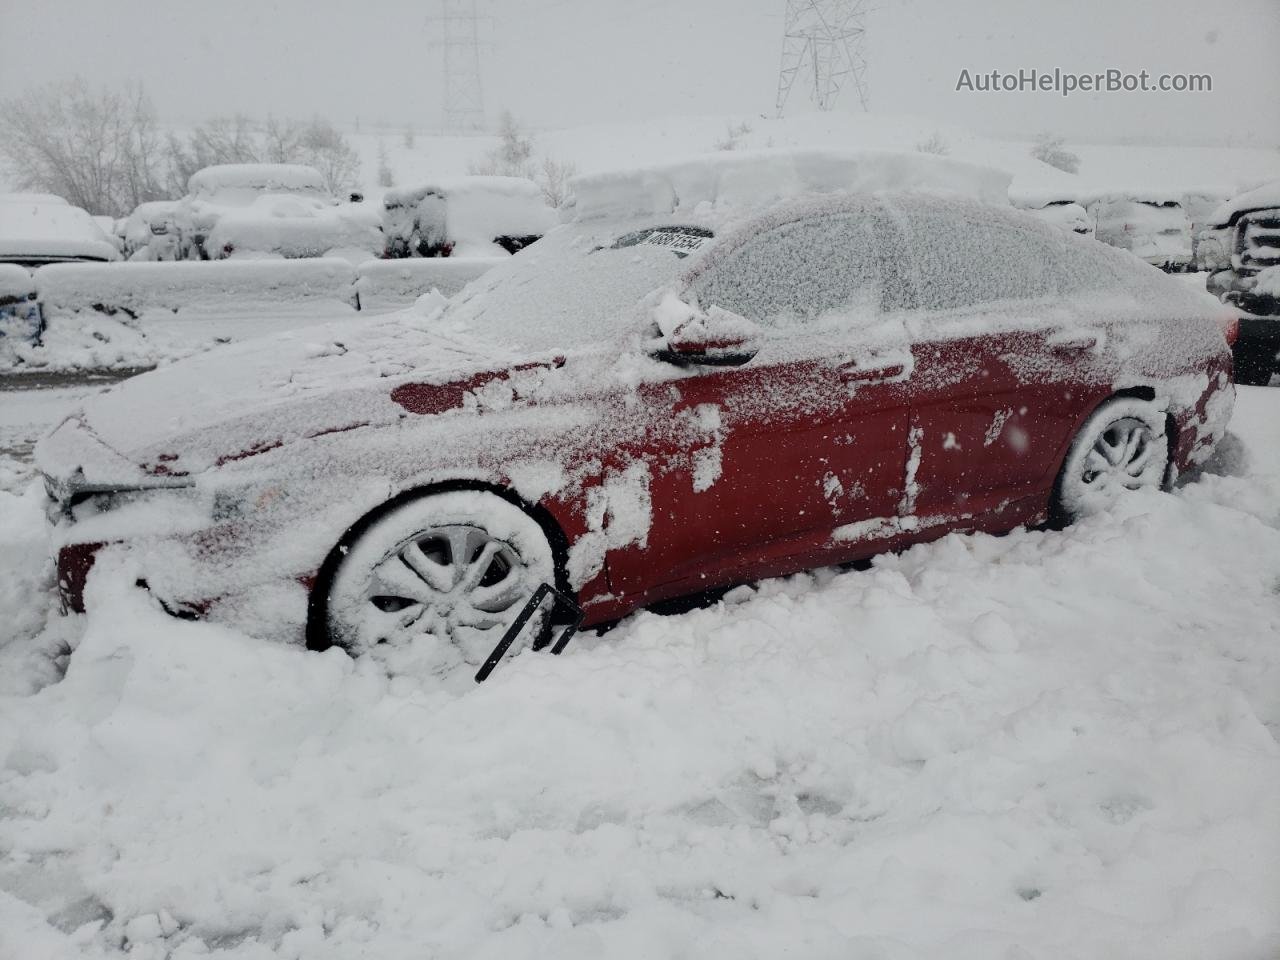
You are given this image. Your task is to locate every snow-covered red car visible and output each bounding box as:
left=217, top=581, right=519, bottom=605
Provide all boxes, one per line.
left=37, top=152, right=1236, bottom=680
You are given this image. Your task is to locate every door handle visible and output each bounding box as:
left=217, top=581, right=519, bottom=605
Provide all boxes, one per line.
left=839, top=362, right=906, bottom=384
left=1047, top=330, right=1102, bottom=354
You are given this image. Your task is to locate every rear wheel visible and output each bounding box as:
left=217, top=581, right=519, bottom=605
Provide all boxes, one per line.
left=1052, top=397, right=1169, bottom=524
left=320, top=491, right=555, bottom=678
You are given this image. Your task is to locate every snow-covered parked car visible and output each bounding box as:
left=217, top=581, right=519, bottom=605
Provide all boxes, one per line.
left=1200, top=180, right=1280, bottom=384
left=380, top=176, right=557, bottom=258
left=1018, top=198, right=1094, bottom=237
left=37, top=151, right=1235, bottom=682
left=0, top=263, right=41, bottom=340
left=0, top=194, right=121, bottom=266
left=120, top=200, right=183, bottom=261
left=175, top=164, right=381, bottom=262
left=1183, top=187, right=1233, bottom=272
left=1088, top=194, right=1192, bottom=271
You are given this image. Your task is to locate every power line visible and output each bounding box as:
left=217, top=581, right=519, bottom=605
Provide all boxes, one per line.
left=775, top=0, right=870, bottom=116
left=430, top=0, right=487, bottom=133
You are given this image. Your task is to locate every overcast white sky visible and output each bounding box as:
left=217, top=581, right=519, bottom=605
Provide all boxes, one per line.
left=1, top=0, right=1276, bottom=145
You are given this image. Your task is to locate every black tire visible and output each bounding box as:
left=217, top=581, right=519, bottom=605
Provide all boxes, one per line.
left=1050, top=397, right=1170, bottom=526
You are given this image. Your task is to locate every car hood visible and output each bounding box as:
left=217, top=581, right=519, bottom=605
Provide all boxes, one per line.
left=42, top=312, right=554, bottom=477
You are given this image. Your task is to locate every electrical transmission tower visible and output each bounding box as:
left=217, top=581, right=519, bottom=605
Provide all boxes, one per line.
left=434, top=0, right=486, bottom=133
left=775, top=0, right=870, bottom=116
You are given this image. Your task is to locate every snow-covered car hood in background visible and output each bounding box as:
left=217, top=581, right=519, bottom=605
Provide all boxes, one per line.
left=39, top=310, right=546, bottom=476
left=0, top=199, right=121, bottom=263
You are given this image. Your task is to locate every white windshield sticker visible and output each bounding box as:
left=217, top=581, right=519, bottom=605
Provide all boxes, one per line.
left=640, top=230, right=709, bottom=255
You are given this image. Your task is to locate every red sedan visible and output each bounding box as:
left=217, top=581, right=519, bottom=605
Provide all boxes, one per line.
left=37, top=167, right=1236, bottom=679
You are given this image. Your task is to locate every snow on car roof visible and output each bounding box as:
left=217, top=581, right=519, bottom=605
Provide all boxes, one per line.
left=0, top=192, right=70, bottom=206
left=1206, top=179, right=1280, bottom=227
left=187, top=163, right=329, bottom=197
left=0, top=200, right=121, bottom=262
left=567, top=149, right=1013, bottom=225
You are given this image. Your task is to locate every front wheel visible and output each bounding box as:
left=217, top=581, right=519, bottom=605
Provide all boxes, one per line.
left=317, top=491, right=555, bottom=678
left=1051, top=397, right=1169, bottom=525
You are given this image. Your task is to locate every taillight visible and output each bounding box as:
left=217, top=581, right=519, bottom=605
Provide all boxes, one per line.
left=1218, top=310, right=1240, bottom=347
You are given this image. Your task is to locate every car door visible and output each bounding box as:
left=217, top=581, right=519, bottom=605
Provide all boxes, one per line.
left=878, top=196, right=1104, bottom=528
left=604, top=206, right=913, bottom=599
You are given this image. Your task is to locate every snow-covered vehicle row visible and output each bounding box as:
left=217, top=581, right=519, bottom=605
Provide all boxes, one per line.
left=35, top=151, right=1236, bottom=680
left=1010, top=186, right=1237, bottom=271
left=109, top=164, right=382, bottom=263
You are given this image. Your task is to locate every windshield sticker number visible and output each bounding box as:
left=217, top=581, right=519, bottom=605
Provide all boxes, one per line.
left=641, top=230, right=709, bottom=256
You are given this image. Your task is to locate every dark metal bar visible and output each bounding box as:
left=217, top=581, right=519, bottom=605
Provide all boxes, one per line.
left=474, top=582, right=584, bottom=683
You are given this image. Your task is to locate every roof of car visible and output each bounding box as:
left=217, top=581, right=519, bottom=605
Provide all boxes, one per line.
left=566, top=149, right=1013, bottom=226
left=1206, top=179, right=1280, bottom=227
left=187, top=164, right=328, bottom=197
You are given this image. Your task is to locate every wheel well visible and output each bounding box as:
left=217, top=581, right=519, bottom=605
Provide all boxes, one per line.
left=1046, top=387, right=1169, bottom=529
left=304, top=479, right=572, bottom=652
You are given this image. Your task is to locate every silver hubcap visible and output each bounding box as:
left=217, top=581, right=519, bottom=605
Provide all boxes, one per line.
left=1079, top=417, right=1162, bottom=492
left=359, top=524, right=531, bottom=648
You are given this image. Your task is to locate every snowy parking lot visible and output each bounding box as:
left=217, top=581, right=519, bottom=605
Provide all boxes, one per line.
left=2, top=1, right=1279, bottom=951
left=1, top=384, right=1277, bottom=959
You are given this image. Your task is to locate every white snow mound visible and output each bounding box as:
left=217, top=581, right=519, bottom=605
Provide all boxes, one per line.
left=569, top=149, right=1013, bottom=222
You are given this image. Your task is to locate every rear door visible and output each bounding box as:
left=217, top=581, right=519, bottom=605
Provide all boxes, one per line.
left=878, top=197, right=1099, bottom=527
left=605, top=205, right=913, bottom=598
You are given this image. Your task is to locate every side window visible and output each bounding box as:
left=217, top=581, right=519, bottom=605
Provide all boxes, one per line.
left=691, top=211, right=888, bottom=328
left=879, top=197, right=1063, bottom=311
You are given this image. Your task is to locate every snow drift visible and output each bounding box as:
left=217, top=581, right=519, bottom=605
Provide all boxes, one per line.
left=35, top=258, right=360, bottom=318
left=569, top=150, right=1013, bottom=223
left=0, top=389, right=1278, bottom=958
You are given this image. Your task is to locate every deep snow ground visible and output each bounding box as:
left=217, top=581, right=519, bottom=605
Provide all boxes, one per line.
left=0, top=389, right=1278, bottom=959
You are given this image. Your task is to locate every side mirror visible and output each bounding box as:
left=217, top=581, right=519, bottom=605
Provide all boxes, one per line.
left=652, top=293, right=761, bottom=367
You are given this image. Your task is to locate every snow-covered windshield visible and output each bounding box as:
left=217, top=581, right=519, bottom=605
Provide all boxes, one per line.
left=434, top=222, right=715, bottom=351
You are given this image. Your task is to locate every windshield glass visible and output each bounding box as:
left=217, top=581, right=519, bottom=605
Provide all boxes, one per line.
left=434, top=222, right=715, bottom=351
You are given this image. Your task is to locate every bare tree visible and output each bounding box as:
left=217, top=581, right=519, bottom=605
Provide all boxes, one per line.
left=164, top=114, right=260, bottom=195
left=403, top=126, right=416, bottom=150
left=0, top=78, right=168, bottom=216
left=298, top=118, right=361, bottom=196
left=261, top=116, right=304, bottom=164
left=712, top=121, right=753, bottom=151
left=536, top=156, right=577, bottom=208
left=377, top=140, right=395, bottom=188
left=915, top=132, right=950, bottom=156
left=165, top=114, right=361, bottom=197
left=468, top=110, right=535, bottom=178
left=1030, top=132, right=1080, bottom=174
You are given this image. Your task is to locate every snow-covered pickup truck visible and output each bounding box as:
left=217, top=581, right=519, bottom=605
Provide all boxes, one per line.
left=1201, top=180, right=1280, bottom=385
left=174, top=164, right=382, bottom=263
